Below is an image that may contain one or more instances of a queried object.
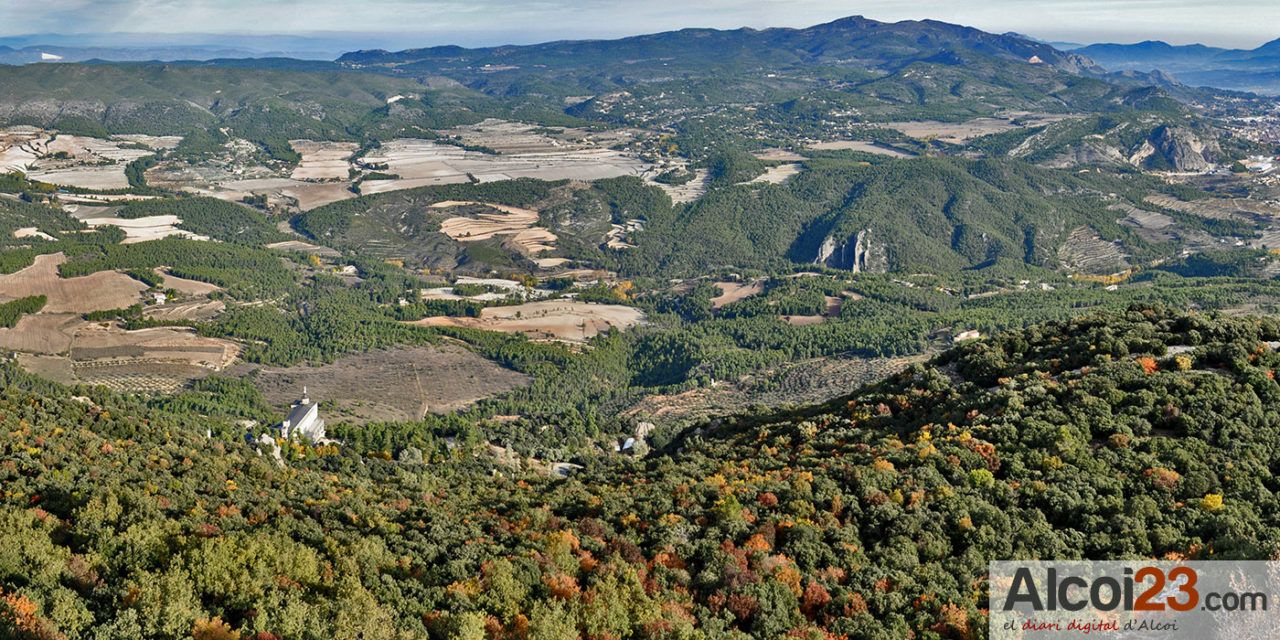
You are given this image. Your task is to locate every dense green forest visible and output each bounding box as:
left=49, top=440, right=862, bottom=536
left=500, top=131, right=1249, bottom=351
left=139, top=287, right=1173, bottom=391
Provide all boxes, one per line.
left=3, top=307, right=1279, bottom=639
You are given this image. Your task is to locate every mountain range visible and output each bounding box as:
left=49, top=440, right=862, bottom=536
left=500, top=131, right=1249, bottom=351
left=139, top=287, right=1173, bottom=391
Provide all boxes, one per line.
left=1071, top=38, right=1280, bottom=94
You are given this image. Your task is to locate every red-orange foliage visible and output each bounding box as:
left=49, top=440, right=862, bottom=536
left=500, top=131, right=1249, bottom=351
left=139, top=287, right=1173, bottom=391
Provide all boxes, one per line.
left=801, top=581, right=832, bottom=619
left=1, top=592, right=65, bottom=640
left=543, top=573, right=581, bottom=600
left=726, top=593, right=760, bottom=622
left=193, top=617, right=241, bottom=640
left=931, top=603, right=973, bottom=640
left=743, top=533, right=772, bottom=553
left=1136, top=356, right=1158, bottom=374
left=843, top=592, right=869, bottom=616
left=1145, top=467, right=1182, bottom=490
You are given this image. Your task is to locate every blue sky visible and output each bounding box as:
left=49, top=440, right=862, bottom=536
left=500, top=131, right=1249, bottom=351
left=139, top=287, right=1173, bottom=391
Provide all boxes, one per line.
left=0, top=0, right=1275, bottom=49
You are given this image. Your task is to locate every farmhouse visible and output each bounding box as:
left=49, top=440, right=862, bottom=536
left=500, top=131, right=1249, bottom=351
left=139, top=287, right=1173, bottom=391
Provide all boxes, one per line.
left=278, top=387, right=326, bottom=442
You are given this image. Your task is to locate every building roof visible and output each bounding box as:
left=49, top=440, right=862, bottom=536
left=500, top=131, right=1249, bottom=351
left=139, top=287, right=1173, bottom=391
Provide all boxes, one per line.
left=284, top=401, right=318, bottom=428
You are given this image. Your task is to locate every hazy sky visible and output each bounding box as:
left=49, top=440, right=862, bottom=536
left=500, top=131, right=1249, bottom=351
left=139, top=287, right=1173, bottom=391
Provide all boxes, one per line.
left=0, top=0, right=1275, bottom=49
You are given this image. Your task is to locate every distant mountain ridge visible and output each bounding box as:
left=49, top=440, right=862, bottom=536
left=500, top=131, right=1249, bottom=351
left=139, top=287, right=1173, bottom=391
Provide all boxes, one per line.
left=339, top=15, right=1100, bottom=74
left=1073, top=38, right=1280, bottom=94
left=0, top=44, right=264, bottom=64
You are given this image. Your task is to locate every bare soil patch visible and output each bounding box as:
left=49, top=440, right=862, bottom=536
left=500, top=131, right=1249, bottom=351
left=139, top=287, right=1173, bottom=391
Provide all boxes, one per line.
left=752, top=149, right=806, bottom=162
left=748, top=163, right=803, bottom=185
left=281, top=182, right=358, bottom=211
left=0, top=313, right=82, bottom=354
left=144, top=300, right=225, bottom=322
left=156, top=268, right=223, bottom=296
left=13, top=227, right=56, bottom=241
left=265, top=239, right=341, bottom=257
left=711, top=280, right=766, bottom=309
left=434, top=201, right=558, bottom=254
left=0, top=253, right=147, bottom=313
left=807, top=140, right=915, bottom=157
left=249, top=344, right=531, bottom=425
left=409, top=300, right=644, bottom=342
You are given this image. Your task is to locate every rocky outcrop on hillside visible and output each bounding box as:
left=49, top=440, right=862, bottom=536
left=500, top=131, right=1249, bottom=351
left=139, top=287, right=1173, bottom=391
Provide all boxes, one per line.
left=1025, top=116, right=1221, bottom=173
left=815, top=229, right=888, bottom=273
left=1135, top=125, right=1220, bottom=172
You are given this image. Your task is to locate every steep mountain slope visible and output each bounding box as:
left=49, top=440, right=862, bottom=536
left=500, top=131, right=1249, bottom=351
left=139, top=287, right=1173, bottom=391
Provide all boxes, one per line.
left=621, top=157, right=1201, bottom=276
left=3, top=307, right=1279, bottom=638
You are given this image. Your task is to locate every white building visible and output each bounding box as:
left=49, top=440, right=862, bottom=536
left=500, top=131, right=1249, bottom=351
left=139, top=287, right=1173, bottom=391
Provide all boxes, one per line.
left=278, top=387, right=326, bottom=442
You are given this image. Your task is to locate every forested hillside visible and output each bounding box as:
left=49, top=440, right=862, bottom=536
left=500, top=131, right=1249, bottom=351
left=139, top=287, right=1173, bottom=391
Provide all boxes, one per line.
left=2, top=307, right=1279, bottom=639
left=613, top=156, right=1230, bottom=276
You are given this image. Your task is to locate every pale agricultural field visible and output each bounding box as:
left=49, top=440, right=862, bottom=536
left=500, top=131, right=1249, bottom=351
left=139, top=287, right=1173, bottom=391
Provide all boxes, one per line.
left=289, top=140, right=358, bottom=181
left=70, top=324, right=240, bottom=369
left=807, top=140, right=915, bottom=157
left=156, top=268, right=223, bottom=296
left=0, top=127, right=48, bottom=173
left=434, top=201, right=559, bottom=254
left=265, top=239, right=342, bottom=257
left=439, top=118, right=637, bottom=155
left=4, top=320, right=240, bottom=393
left=26, top=166, right=132, bottom=190
left=748, top=163, right=803, bottom=185
left=408, top=300, right=645, bottom=342
left=605, top=219, right=643, bottom=249
left=16, top=354, right=77, bottom=385
left=13, top=227, right=56, bottom=241
left=0, top=313, right=83, bottom=354
left=57, top=193, right=161, bottom=205
left=878, top=115, right=1072, bottom=143
left=280, top=182, right=358, bottom=211
left=144, top=300, right=226, bottom=322
left=0, top=253, right=147, bottom=313
left=359, top=138, right=648, bottom=195
left=23, top=134, right=156, bottom=190
left=752, top=149, right=806, bottom=162
left=43, top=134, right=153, bottom=163
left=111, top=134, right=183, bottom=150
left=711, top=279, right=766, bottom=309
left=651, top=168, right=711, bottom=204
left=68, top=206, right=209, bottom=243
